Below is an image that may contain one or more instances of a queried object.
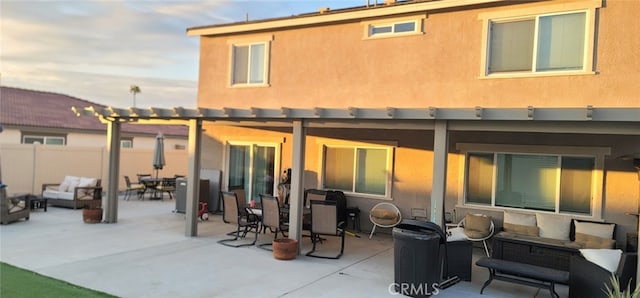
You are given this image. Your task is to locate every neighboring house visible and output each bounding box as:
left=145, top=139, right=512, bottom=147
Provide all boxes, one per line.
left=0, top=86, right=188, bottom=149
left=74, top=0, right=638, bottom=242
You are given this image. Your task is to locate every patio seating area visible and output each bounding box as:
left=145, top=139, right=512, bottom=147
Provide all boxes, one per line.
left=0, top=197, right=569, bottom=297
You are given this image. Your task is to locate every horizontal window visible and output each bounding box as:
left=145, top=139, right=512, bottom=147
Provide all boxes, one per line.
left=121, top=139, right=133, bottom=148
left=23, top=135, right=65, bottom=145
left=322, top=145, right=393, bottom=198
left=370, top=20, right=417, bottom=37
left=363, top=17, right=423, bottom=39
left=458, top=143, right=608, bottom=218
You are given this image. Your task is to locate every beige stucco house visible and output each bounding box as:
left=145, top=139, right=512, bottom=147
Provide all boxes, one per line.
left=0, top=86, right=190, bottom=193
left=75, top=0, right=639, bottom=253
left=0, top=86, right=188, bottom=149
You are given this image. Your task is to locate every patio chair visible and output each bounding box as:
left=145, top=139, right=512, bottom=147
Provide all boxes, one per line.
left=124, top=175, right=145, bottom=200
left=369, top=202, right=402, bottom=239
left=0, top=189, right=31, bottom=225
left=136, top=174, right=153, bottom=199
left=302, top=189, right=327, bottom=239
left=306, top=199, right=346, bottom=259
left=155, top=177, right=176, bottom=200
left=257, top=194, right=289, bottom=250
left=218, top=191, right=259, bottom=247
left=457, top=213, right=494, bottom=257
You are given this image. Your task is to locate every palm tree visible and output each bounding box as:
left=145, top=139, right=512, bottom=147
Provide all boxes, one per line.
left=130, top=85, right=141, bottom=107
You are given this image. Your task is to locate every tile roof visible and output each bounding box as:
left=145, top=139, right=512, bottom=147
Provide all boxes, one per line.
left=0, top=86, right=187, bottom=137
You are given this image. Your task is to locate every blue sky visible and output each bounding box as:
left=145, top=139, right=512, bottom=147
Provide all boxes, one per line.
left=1, top=0, right=366, bottom=108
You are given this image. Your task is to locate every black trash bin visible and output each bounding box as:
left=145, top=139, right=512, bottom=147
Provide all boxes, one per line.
left=393, top=219, right=446, bottom=297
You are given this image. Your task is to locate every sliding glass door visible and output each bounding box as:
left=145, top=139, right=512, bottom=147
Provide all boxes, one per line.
left=227, top=142, right=278, bottom=203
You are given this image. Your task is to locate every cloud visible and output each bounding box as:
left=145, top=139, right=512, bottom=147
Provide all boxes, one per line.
left=1, top=0, right=365, bottom=108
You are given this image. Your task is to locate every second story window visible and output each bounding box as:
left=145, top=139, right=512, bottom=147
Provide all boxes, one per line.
left=369, top=20, right=417, bottom=37
left=479, top=0, right=602, bottom=78
left=230, top=38, right=271, bottom=86
left=488, top=12, right=586, bottom=74
left=363, top=17, right=423, bottom=40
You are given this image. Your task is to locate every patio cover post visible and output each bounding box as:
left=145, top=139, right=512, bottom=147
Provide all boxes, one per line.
left=185, top=119, right=202, bottom=237
left=105, top=120, right=121, bottom=223
left=289, top=120, right=306, bottom=252
left=430, top=120, right=448, bottom=228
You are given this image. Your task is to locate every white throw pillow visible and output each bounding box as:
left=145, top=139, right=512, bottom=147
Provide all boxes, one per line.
left=504, top=211, right=536, bottom=226
left=67, top=179, right=81, bottom=192
left=79, top=177, right=97, bottom=188
left=574, top=220, right=615, bottom=239
left=447, top=227, right=468, bottom=242
left=536, top=213, right=571, bottom=240
left=59, top=176, right=80, bottom=192
left=580, top=249, right=622, bottom=273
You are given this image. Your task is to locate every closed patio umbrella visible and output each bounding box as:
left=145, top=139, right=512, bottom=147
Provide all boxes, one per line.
left=153, top=133, right=165, bottom=179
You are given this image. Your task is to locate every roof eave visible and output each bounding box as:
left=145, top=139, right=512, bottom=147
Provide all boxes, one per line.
left=186, top=0, right=508, bottom=37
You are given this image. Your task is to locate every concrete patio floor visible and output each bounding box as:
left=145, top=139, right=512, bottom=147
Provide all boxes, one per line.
left=0, top=198, right=569, bottom=297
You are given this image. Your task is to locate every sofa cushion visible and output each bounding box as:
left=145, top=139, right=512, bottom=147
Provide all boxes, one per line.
left=575, top=233, right=616, bottom=249
left=371, top=209, right=398, bottom=220
left=503, top=211, right=538, bottom=236
left=536, top=213, right=571, bottom=240
left=579, top=248, right=622, bottom=273
left=504, top=211, right=537, bottom=226
left=59, top=176, right=80, bottom=192
left=464, top=214, right=491, bottom=238
left=447, top=226, right=468, bottom=242
left=574, top=220, right=615, bottom=239
left=78, top=177, right=98, bottom=196
left=503, top=222, right=539, bottom=237
left=43, top=190, right=75, bottom=200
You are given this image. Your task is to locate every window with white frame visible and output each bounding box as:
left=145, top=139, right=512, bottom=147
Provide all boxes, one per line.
left=322, top=145, right=393, bottom=198
left=22, top=135, right=65, bottom=145
left=231, top=42, right=269, bottom=86
left=479, top=0, right=602, bottom=78
left=121, top=139, right=133, bottom=148
left=459, top=144, right=608, bottom=217
left=363, top=16, right=423, bottom=39
left=487, top=11, right=587, bottom=74
left=369, top=20, right=418, bottom=37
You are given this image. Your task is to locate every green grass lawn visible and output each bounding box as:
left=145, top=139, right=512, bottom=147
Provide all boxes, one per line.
left=0, top=262, right=116, bottom=297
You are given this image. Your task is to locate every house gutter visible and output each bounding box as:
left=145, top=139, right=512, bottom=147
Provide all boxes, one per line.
left=187, top=0, right=509, bottom=36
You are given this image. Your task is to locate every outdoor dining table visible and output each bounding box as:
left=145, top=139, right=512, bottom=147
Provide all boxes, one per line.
left=140, top=178, right=163, bottom=200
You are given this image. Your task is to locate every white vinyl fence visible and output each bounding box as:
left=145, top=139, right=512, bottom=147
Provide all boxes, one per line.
left=0, top=143, right=188, bottom=195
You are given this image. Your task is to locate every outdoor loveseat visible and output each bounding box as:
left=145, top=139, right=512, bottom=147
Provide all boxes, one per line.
left=491, top=211, right=617, bottom=272
left=42, top=176, right=102, bottom=209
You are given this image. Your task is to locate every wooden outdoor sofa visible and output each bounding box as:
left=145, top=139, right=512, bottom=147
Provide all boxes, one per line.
left=42, top=176, right=102, bottom=209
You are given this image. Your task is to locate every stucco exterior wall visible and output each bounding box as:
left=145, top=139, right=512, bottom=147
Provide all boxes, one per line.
left=197, top=0, right=639, bottom=109
left=192, top=0, right=639, bottom=243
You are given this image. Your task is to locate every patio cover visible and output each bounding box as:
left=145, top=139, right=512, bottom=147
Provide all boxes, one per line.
left=71, top=105, right=640, bottom=249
